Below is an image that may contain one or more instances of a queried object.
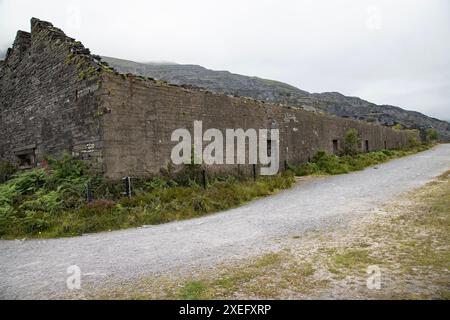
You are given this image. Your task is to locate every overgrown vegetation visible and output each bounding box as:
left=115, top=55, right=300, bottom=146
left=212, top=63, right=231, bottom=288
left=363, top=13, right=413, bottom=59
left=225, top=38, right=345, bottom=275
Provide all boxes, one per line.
left=426, top=128, right=439, bottom=142
left=342, top=128, right=360, bottom=156
left=0, top=160, right=16, bottom=184
left=289, top=148, right=424, bottom=176
left=0, top=128, right=435, bottom=239
left=289, top=132, right=432, bottom=176
left=0, top=154, right=294, bottom=239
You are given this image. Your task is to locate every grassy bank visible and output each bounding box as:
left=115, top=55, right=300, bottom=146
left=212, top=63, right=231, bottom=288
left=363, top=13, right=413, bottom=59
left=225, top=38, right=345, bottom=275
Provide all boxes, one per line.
left=0, top=143, right=434, bottom=239
left=0, top=156, right=294, bottom=239
left=94, top=169, right=449, bottom=300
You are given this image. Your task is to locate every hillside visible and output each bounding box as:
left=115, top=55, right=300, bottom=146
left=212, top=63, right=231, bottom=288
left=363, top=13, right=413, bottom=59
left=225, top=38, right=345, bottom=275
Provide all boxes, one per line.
left=102, top=56, right=450, bottom=141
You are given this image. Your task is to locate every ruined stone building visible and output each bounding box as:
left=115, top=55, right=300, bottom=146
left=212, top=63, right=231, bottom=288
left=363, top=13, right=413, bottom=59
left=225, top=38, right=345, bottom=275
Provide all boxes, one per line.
left=0, top=18, right=414, bottom=179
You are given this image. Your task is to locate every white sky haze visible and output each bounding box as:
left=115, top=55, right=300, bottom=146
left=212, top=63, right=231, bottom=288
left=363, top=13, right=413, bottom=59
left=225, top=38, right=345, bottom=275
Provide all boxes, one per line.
left=0, top=0, right=449, bottom=120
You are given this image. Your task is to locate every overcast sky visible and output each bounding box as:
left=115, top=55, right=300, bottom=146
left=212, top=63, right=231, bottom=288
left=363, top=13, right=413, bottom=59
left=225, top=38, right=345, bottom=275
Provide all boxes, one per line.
left=1, top=0, right=449, bottom=120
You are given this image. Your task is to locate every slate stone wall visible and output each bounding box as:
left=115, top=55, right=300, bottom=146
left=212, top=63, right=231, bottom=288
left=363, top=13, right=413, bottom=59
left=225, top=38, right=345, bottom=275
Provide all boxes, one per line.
left=0, top=18, right=104, bottom=170
left=99, top=71, right=413, bottom=179
left=0, top=18, right=415, bottom=179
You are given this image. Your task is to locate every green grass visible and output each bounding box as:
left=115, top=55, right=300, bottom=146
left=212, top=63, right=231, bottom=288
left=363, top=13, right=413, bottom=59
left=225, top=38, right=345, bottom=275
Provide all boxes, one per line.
left=327, top=248, right=378, bottom=276
left=172, top=253, right=286, bottom=300
left=178, top=281, right=210, bottom=300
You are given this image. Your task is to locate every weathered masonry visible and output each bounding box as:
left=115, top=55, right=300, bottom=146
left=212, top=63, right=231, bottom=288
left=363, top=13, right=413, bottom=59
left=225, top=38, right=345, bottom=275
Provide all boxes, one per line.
left=0, top=19, right=415, bottom=179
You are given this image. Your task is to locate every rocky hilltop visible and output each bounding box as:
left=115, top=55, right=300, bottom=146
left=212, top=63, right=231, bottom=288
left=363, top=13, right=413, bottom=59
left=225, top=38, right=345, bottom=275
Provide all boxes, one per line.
left=102, top=56, right=450, bottom=141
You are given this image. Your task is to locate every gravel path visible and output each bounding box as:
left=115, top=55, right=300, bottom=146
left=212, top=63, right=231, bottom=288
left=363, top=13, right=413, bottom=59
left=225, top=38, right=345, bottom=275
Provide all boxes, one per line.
left=1, top=145, right=449, bottom=299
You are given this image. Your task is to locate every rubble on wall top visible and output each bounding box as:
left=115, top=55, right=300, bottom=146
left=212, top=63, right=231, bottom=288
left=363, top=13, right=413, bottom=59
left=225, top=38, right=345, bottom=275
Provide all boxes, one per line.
left=30, top=17, right=62, bottom=34
left=12, top=31, right=30, bottom=45
left=14, top=30, right=31, bottom=40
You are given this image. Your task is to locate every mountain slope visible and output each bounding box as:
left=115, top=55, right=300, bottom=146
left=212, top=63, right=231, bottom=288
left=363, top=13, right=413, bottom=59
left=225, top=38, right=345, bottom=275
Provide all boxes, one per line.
left=102, top=56, right=450, bottom=141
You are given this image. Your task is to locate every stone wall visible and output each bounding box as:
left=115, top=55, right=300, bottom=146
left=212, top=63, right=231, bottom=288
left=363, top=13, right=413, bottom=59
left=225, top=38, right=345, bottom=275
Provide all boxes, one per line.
left=0, top=18, right=415, bottom=179
left=99, top=71, right=413, bottom=179
left=0, top=18, right=104, bottom=170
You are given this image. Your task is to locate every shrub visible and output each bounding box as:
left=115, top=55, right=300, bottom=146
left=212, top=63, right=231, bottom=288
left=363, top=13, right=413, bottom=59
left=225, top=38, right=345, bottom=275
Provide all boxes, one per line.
left=9, top=169, right=46, bottom=195
left=0, top=184, right=20, bottom=207
left=22, top=211, right=51, bottom=233
left=426, top=128, right=438, bottom=142
left=0, top=160, right=16, bottom=184
left=20, top=190, right=64, bottom=213
left=408, top=135, right=421, bottom=148
left=171, top=164, right=206, bottom=187
left=0, top=204, right=15, bottom=217
left=381, top=149, right=395, bottom=156
left=342, top=129, right=361, bottom=156
left=45, top=153, right=87, bottom=188
left=289, top=162, right=319, bottom=176
left=57, top=178, right=90, bottom=209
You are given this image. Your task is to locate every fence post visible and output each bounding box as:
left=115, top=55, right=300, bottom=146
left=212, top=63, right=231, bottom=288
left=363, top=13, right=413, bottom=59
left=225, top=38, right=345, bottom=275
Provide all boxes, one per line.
left=252, top=164, right=257, bottom=181
left=202, top=170, right=207, bottom=189
left=122, top=176, right=132, bottom=198
left=85, top=182, right=93, bottom=203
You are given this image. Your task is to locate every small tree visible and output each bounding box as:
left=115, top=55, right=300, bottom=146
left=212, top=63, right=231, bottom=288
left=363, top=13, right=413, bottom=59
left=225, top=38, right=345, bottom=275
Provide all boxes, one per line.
left=426, top=128, right=438, bottom=142
left=343, top=129, right=361, bottom=156
left=407, top=129, right=421, bottom=147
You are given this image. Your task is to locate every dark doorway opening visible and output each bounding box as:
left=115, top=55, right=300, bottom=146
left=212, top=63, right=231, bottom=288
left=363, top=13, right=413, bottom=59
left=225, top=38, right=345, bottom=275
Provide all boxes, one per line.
left=384, top=141, right=387, bottom=149
left=365, top=140, right=369, bottom=153
left=15, top=148, right=36, bottom=169
left=332, top=139, right=339, bottom=154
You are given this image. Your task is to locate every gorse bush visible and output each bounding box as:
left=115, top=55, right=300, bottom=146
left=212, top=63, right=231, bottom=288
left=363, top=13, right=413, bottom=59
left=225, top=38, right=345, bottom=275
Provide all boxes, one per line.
left=312, top=151, right=350, bottom=174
